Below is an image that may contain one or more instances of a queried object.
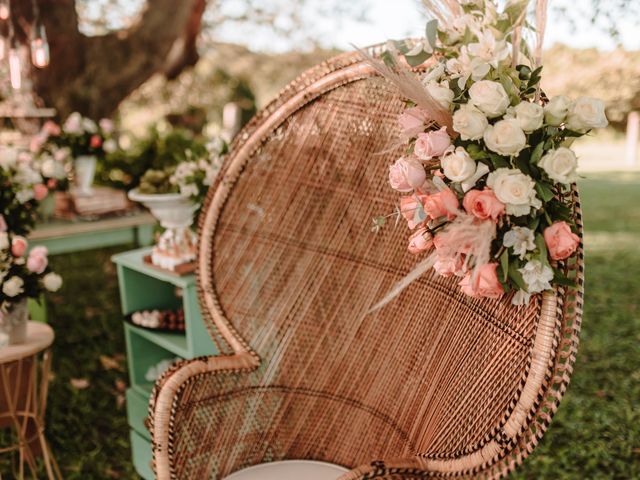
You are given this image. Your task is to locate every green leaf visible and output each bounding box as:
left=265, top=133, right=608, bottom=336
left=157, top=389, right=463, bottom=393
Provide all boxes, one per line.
left=499, top=74, right=519, bottom=103
left=467, top=143, right=489, bottom=160
left=489, top=154, right=510, bottom=169
left=535, top=182, right=555, bottom=203
left=531, top=142, right=545, bottom=165
left=426, top=19, right=438, bottom=50
left=508, top=263, right=528, bottom=291
left=553, top=270, right=576, bottom=288
left=515, top=156, right=533, bottom=176
left=535, top=233, right=551, bottom=268
left=405, top=50, right=431, bottom=67
left=528, top=215, right=541, bottom=231
left=500, top=249, right=510, bottom=282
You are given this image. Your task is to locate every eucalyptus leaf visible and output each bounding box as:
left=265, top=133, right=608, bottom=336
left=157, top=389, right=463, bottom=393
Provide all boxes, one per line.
left=426, top=19, right=438, bottom=50
left=405, top=50, right=431, bottom=67
left=500, top=249, right=510, bottom=282
left=508, top=263, right=528, bottom=291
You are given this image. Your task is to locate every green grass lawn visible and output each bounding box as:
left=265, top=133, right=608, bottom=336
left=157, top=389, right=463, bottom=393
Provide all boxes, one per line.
left=3, top=173, right=639, bottom=479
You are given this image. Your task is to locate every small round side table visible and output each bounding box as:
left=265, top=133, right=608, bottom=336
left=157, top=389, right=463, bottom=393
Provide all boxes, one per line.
left=0, top=321, right=61, bottom=479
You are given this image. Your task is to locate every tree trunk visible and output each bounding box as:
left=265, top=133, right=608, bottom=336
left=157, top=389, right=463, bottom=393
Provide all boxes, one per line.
left=12, top=0, right=206, bottom=120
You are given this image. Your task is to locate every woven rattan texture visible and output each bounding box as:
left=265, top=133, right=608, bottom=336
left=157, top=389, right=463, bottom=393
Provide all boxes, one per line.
left=148, top=49, right=583, bottom=480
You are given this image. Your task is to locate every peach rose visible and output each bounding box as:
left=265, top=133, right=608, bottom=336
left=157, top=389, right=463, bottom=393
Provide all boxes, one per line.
left=458, top=263, right=504, bottom=299
left=398, top=107, right=428, bottom=137
left=462, top=188, right=505, bottom=221
left=544, top=221, right=580, bottom=260
left=414, top=126, right=451, bottom=160
left=423, top=189, right=459, bottom=220
left=27, top=246, right=49, bottom=274
left=11, top=236, right=28, bottom=257
left=408, top=227, right=433, bottom=254
left=33, top=184, right=49, bottom=201
left=400, top=195, right=428, bottom=229
left=388, top=157, right=427, bottom=192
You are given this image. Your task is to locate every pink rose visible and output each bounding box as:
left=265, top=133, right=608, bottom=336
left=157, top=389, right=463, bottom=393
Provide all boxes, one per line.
left=462, top=188, right=505, bottom=221
left=43, top=120, right=61, bottom=136
left=47, top=178, right=58, bottom=189
left=400, top=195, right=428, bottom=229
left=33, top=184, right=49, bottom=201
left=544, top=221, right=580, bottom=260
left=11, top=236, right=28, bottom=257
left=423, top=189, right=459, bottom=220
left=407, top=227, right=433, bottom=254
left=90, top=135, right=103, bottom=149
left=414, top=126, right=451, bottom=160
left=434, top=253, right=466, bottom=277
left=458, top=263, right=504, bottom=299
left=0, top=214, right=6, bottom=232
left=388, top=157, right=427, bottom=192
left=398, top=107, right=428, bottom=137
left=27, top=246, right=49, bottom=274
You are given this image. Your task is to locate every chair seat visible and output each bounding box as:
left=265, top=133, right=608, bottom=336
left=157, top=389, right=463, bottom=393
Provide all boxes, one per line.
left=223, top=460, right=349, bottom=480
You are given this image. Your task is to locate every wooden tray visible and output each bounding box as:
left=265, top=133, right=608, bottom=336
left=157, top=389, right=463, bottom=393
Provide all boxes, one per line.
left=143, top=255, right=196, bottom=276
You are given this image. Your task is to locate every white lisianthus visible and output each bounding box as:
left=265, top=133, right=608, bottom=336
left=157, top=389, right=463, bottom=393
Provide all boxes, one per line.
left=441, top=147, right=477, bottom=183
left=3, top=276, right=24, bottom=297
left=519, top=259, right=554, bottom=293
left=0, top=232, right=8, bottom=251
left=566, top=96, right=608, bottom=132
left=487, top=168, right=541, bottom=216
left=510, top=101, right=544, bottom=132
left=43, top=272, right=63, bottom=292
left=452, top=104, right=488, bottom=140
left=441, top=14, right=481, bottom=43
left=468, top=80, right=510, bottom=118
left=503, top=226, right=536, bottom=259
left=467, top=30, right=510, bottom=69
left=63, top=112, right=83, bottom=134
left=425, top=82, right=454, bottom=110
left=422, top=63, right=445, bottom=84
left=483, top=119, right=527, bottom=156
left=538, top=147, right=578, bottom=184
left=512, top=289, right=532, bottom=306
left=544, top=96, right=572, bottom=126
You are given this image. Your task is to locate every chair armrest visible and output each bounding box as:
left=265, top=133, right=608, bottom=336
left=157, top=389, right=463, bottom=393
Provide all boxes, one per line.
left=149, top=352, right=259, bottom=480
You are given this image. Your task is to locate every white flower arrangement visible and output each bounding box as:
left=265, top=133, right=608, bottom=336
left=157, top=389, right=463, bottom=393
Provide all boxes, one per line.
left=367, top=0, right=607, bottom=306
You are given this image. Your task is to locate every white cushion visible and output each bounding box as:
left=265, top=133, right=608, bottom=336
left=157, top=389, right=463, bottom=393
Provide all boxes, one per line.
left=223, top=460, right=349, bottom=480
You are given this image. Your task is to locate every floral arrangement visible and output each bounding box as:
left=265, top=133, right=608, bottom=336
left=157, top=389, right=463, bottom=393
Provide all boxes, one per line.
left=138, top=136, right=227, bottom=208
left=34, top=114, right=118, bottom=159
left=368, top=0, right=607, bottom=306
left=0, top=154, right=63, bottom=333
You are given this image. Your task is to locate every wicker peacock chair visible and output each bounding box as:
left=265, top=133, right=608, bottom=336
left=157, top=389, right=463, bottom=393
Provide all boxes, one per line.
left=147, top=46, right=584, bottom=479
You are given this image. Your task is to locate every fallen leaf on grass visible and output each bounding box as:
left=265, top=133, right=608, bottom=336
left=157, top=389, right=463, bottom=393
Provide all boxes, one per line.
left=100, top=354, right=124, bottom=371
left=70, top=378, right=90, bottom=390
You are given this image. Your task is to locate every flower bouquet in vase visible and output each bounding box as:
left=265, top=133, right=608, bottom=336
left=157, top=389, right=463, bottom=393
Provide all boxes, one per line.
left=35, top=115, right=117, bottom=197
left=128, top=137, right=227, bottom=272
left=0, top=153, right=62, bottom=346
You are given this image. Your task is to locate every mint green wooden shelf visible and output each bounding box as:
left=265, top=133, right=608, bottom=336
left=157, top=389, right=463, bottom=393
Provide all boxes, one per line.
left=112, top=247, right=218, bottom=480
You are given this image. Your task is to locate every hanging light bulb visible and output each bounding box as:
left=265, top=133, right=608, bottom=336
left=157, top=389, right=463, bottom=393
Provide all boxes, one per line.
left=8, top=47, right=21, bottom=89
left=0, top=0, right=9, bottom=21
left=30, top=23, right=49, bottom=67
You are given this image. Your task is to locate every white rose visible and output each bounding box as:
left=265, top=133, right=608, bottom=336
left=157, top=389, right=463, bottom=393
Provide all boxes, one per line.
left=566, top=96, right=608, bottom=132
left=43, top=272, right=63, bottom=292
left=0, top=232, right=8, bottom=251
left=0, top=147, right=18, bottom=170
left=486, top=168, right=541, bottom=216
left=503, top=226, right=535, bottom=259
left=544, top=95, right=572, bottom=126
left=519, top=259, right=554, bottom=293
left=63, top=112, right=83, bottom=134
left=16, top=189, right=34, bottom=204
left=425, top=82, right=454, bottom=110
left=441, top=147, right=477, bottom=182
left=511, top=101, right=544, bottom=132
left=453, top=104, right=488, bottom=140
left=468, top=80, right=510, bottom=118
left=538, top=147, right=578, bottom=184
left=82, top=117, right=97, bottom=133
left=483, top=119, right=527, bottom=156
left=41, top=157, right=66, bottom=179
left=103, top=138, right=118, bottom=153
left=2, top=276, right=24, bottom=297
